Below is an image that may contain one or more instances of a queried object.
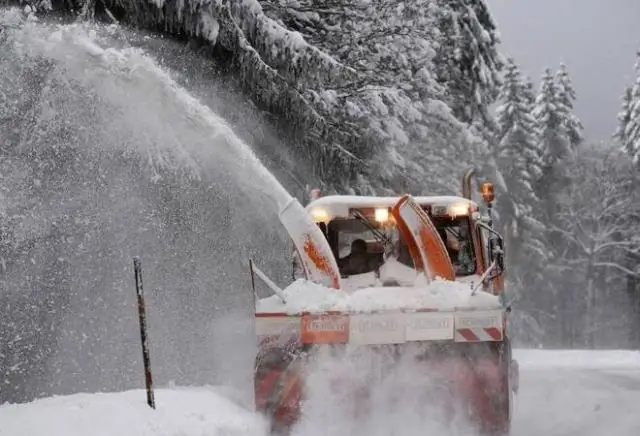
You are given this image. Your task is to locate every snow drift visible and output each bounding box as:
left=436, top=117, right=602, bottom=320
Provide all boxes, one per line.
left=0, top=388, right=267, bottom=436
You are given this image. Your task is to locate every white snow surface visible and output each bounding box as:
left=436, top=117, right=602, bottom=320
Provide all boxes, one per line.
left=1, top=350, right=639, bottom=436
left=256, top=275, right=501, bottom=314
left=514, top=348, right=640, bottom=369
left=0, top=388, right=267, bottom=436
left=512, top=349, right=640, bottom=436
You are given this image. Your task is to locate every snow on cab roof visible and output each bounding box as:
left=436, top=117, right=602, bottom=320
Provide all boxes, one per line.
left=306, top=195, right=477, bottom=211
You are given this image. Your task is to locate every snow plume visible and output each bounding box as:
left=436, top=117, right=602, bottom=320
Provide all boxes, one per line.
left=290, top=345, right=480, bottom=436
left=3, top=10, right=291, bottom=207
left=0, top=9, right=291, bottom=404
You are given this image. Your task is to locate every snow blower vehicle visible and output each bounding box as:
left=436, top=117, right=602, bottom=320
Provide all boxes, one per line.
left=249, top=169, right=519, bottom=436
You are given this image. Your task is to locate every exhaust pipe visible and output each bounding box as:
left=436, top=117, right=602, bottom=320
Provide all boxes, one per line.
left=462, top=167, right=476, bottom=200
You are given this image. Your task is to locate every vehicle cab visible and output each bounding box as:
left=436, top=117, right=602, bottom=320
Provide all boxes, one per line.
left=298, top=193, right=505, bottom=295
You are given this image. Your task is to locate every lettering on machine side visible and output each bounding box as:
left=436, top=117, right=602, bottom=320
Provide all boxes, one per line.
left=349, top=313, right=405, bottom=345
left=301, top=314, right=349, bottom=344
left=454, top=311, right=502, bottom=329
left=405, top=313, right=454, bottom=341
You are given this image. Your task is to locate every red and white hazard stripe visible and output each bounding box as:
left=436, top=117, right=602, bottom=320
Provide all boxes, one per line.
left=453, top=310, right=504, bottom=342
left=454, top=327, right=503, bottom=342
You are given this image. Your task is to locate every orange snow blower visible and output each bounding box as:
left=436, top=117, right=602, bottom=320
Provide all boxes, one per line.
left=250, top=169, right=518, bottom=436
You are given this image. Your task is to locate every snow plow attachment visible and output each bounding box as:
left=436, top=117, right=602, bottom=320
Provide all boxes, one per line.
left=251, top=185, right=517, bottom=436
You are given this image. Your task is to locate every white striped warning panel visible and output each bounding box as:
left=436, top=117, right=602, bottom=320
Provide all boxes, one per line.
left=254, top=309, right=504, bottom=344
left=454, top=310, right=503, bottom=342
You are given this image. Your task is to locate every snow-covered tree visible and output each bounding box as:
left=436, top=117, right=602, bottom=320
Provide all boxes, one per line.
left=495, top=59, right=540, bottom=211
left=17, top=0, right=506, bottom=196
left=529, top=67, right=573, bottom=249
left=614, top=52, right=640, bottom=164
left=493, top=60, right=545, bottom=308
left=257, top=0, right=500, bottom=194
left=432, top=0, right=504, bottom=125
left=533, top=68, right=570, bottom=167
left=550, top=144, right=640, bottom=347
left=613, top=86, right=633, bottom=145
left=554, top=63, right=583, bottom=148
left=492, top=61, right=552, bottom=347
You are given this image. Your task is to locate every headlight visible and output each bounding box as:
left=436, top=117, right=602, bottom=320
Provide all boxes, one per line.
left=310, top=208, right=330, bottom=222
left=449, top=203, right=469, bottom=217
left=374, top=208, right=389, bottom=223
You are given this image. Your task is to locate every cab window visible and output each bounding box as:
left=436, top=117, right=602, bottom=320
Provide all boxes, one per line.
left=326, top=219, right=385, bottom=277
left=433, top=217, right=477, bottom=276
left=395, top=216, right=477, bottom=276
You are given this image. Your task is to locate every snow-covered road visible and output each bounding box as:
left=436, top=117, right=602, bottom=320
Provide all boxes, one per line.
left=512, top=349, right=640, bottom=436
left=1, top=349, right=638, bottom=436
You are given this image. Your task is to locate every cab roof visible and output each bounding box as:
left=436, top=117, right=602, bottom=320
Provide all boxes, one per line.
left=305, top=194, right=479, bottom=219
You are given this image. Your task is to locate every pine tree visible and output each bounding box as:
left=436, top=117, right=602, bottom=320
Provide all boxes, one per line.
left=613, top=86, right=633, bottom=145
left=494, top=59, right=547, bottom=344
left=533, top=68, right=570, bottom=168
left=554, top=63, right=584, bottom=148
left=529, top=67, right=583, bottom=345
left=615, top=52, right=640, bottom=164
left=531, top=67, right=570, bottom=283
left=495, top=58, right=540, bottom=213
left=432, top=0, right=504, bottom=125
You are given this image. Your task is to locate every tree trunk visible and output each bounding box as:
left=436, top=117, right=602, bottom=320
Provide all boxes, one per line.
left=585, top=276, right=595, bottom=349
left=627, top=253, right=640, bottom=349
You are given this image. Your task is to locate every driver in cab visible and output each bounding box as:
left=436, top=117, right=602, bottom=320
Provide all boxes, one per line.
left=338, top=239, right=375, bottom=276
left=438, top=227, right=461, bottom=262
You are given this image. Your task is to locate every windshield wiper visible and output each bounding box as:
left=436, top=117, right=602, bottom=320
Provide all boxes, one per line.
left=352, top=211, right=394, bottom=256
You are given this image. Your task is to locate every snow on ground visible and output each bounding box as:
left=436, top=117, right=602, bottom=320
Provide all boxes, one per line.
left=1, top=349, right=638, bottom=436
left=0, top=387, right=268, bottom=436
left=256, top=274, right=501, bottom=314
left=515, top=348, right=640, bottom=369
left=512, top=349, right=640, bottom=436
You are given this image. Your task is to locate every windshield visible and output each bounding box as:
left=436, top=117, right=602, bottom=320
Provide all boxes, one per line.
left=323, top=214, right=476, bottom=278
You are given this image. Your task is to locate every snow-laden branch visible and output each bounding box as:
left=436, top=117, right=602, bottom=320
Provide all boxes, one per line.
left=593, top=262, right=640, bottom=278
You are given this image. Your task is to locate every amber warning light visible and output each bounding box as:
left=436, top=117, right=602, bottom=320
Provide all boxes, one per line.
left=309, top=189, right=322, bottom=200
left=481, top=183, right=495, bottom=204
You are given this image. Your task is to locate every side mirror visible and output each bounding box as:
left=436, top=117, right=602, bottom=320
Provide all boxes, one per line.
left=477, top=221, right=505, bottom=279
left=488, top=235, right=505, bottom=273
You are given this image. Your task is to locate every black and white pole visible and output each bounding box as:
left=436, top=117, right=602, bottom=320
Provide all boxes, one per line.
left=133, top=256, right=156, bottom=409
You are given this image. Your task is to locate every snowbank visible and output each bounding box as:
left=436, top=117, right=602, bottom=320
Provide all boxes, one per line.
left=0, top=388, right=267, bottom=436
left=256, top=276, right=501, bottom=314
left=514, top=348, right=640, bottom=369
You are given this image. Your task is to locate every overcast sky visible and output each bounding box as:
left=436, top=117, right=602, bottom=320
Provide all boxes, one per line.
left=487, top=0, right=640, bottom=141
